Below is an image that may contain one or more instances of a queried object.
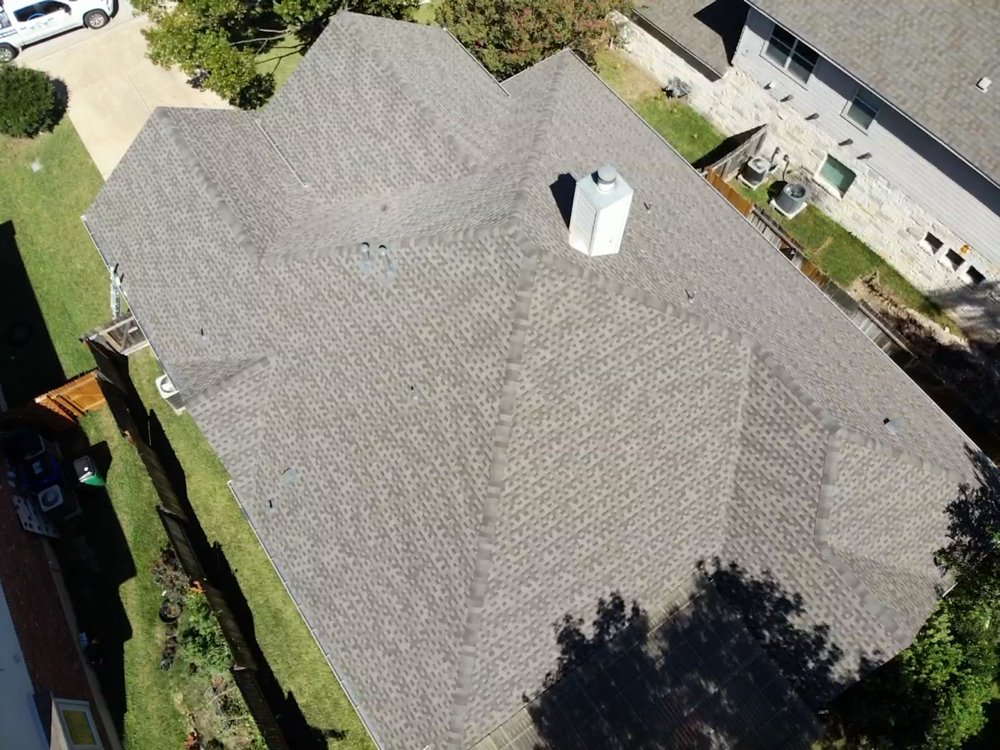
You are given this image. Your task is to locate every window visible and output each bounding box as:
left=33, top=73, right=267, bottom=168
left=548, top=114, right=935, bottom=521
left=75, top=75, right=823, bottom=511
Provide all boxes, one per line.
left=920, top=232, right=943, bottom=254
left=55, top=700, right=102, bottom=750
left=942, top=249, right=964, bottom=271
left=845, top=87, right=881, bottom=129
left=817, top=155, right=856, bottom=196
left=964, top=265, right=985, bottom=286
left=764, top=24, right=819, bottom=84
left=13, top=1, right=69, bottom=20
left=0, top=8, right=11, bottom=28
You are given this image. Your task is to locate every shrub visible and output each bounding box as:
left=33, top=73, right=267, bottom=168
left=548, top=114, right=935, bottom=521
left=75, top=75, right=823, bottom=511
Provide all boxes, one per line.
left=0, top=65, right=59, bottom=137
left=179, top=590, right=231, bottom=674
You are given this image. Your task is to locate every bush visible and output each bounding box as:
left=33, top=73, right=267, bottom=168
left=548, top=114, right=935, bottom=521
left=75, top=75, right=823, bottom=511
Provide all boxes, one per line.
left=0, top=65, right=59, bottom=137
left=179, top=590, right=231, bottom=674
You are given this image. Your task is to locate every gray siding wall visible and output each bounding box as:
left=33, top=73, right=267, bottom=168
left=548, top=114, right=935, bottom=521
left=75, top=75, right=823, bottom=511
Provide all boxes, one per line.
left=734, top=9, right=1000, bottom=269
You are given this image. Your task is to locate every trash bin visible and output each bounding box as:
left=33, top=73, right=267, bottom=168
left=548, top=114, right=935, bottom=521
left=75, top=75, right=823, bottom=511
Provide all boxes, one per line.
left=73, top=455, right=105, bottom=487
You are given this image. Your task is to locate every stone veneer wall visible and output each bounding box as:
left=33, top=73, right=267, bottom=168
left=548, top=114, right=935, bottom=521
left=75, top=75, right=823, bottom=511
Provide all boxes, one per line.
left=617, top=14, right=1000, bottom=339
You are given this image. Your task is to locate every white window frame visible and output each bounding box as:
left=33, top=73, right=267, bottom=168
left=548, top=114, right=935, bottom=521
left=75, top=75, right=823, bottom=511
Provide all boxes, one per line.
left=814, top=154, right=857, bottom=198
left=54, top=699, right=102, bottom=750
left=762, top=23, right=819, bottom=85
left=843, top=86, right=881, bottom=131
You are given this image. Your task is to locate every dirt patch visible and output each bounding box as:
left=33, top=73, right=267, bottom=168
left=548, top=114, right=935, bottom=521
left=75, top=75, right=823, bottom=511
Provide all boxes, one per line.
left=851, top=275, right=965, bottom=350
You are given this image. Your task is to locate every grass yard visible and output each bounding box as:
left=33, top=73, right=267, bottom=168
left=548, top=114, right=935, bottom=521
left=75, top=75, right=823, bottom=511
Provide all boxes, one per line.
left=79, top=407, right=186, bottom=750
left=735, top=180, right=959, bottom=334
left=256, top=36, right=304, bottom=93
left=594, top=48, right=726, bottom=164
left=0, top=122, right=108, bottom=402
left=2, top=121, right=372, bottom=748
left=412, top=0, right=441, bottom=24
left=127, top=349, right=376, bottom=750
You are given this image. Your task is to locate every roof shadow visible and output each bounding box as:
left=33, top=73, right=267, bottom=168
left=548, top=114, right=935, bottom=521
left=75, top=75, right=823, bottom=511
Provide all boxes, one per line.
left=693, top=0, right=749, bottom=65
left=0, top=221, right=66, bottom=406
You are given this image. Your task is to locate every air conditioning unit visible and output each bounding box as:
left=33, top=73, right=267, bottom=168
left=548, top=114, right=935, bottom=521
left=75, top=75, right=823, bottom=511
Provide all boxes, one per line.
left=739, top=157, right=772, bottom=189
left=772, top=182, right=808, bottom=218
left=155, top=373, right=186, bottom=414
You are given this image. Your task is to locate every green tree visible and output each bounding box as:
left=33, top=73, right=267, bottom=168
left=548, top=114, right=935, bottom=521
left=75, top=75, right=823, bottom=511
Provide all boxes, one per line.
left=0, top=65, right=59, bottom=137
left=438, top=0, right=633, bottom=78
left=827, top=453, right=1000, bottom=749
left=135, top=0, right=416, bottom=108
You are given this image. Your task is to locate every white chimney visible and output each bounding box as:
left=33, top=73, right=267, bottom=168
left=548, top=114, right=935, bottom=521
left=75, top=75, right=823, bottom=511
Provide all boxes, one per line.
left=568, top=165, right=634, bottom=257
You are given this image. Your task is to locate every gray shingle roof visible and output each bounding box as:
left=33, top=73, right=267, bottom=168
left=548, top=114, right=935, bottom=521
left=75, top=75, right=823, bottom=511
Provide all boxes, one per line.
left=752, top=0, right=1000, bottom=184
left=84, top=12, right=976, bottom=749
left=634, top=0, right=747, bottom=74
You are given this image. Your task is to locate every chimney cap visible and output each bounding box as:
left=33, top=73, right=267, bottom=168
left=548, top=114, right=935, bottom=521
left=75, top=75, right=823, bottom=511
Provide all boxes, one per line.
left=596, top=165, right=618, bottom=191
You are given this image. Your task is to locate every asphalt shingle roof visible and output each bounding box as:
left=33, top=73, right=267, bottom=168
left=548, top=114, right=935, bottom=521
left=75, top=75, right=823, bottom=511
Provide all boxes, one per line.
left=752, top=0, right=1000, bottom=184
left=85, top=12, right=975, bottom=749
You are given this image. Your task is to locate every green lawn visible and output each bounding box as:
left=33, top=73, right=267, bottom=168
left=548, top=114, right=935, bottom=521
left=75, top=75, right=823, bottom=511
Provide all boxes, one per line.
left=734, top=180, right=959, bottom=333
left=2, top=121, right=372, bottom=748
left=80, top=407, right=186, bottom=750
left=255, top=35, right=304, bottom=92
left=0, top=122, right=108, bottom=401
left=127, top=349, right=376, bottom=750
left=594, top=48, right=726, bottom=164
left=412, top=0, right=441, bottom=24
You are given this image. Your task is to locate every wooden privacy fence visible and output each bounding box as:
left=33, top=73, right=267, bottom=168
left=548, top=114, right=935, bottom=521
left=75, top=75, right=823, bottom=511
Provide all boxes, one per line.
left=700, top=124, right=768, bottom=179
left=86, top=339, right=293, bottom=750
left=0, top=370, right=107, bottom=432
left=706, top=169, right=754, bottom=216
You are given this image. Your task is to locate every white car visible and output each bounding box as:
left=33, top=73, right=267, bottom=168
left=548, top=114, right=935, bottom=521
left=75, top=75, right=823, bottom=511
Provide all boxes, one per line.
left=0, top=0, right=114, bottom=61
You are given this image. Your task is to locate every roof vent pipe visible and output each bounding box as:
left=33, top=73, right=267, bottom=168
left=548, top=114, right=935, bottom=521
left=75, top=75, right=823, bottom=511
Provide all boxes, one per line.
left=568, top=165, right=634, bottom=257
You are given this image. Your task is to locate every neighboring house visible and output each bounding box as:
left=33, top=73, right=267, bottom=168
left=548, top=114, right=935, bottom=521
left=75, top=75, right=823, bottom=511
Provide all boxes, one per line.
left=84, top=12, right=980, bottom=749
left=0, top=458, right=115, bottom=750
left=629, top=0, right=1000, bottom=338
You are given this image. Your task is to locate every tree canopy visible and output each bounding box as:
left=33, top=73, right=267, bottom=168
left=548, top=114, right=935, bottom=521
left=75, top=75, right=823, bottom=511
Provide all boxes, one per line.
left=827, top=451, right=1000, bottom=749
left=437, top=0, right=633, bottom=78
left=135, top=0, right=416, bottom=108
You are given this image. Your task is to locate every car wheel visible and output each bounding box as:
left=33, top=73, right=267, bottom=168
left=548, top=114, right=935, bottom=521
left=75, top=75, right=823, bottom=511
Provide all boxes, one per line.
left=83, top=10, right=109, bottom=28
left=0, top=44, right=17, bottom=63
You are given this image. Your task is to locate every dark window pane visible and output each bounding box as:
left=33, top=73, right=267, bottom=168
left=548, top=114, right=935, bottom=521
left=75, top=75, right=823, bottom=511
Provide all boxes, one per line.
left=846, top=101, right=876, bottom=128
left=765, top=25, right=795, bottom=66
left=765, top=38, right=791, bottom=66
left=787, top=53, right=815, bottom=83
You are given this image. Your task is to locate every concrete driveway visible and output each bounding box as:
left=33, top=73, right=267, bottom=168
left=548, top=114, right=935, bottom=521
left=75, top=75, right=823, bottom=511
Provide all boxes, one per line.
left=20, top=1, right=227, bottom=178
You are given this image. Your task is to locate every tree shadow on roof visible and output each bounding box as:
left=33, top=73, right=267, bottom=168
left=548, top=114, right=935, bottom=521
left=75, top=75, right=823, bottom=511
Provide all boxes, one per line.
left=822, top=449, right=1000, bottom=747
left=520, top=559, right=852, bottom=749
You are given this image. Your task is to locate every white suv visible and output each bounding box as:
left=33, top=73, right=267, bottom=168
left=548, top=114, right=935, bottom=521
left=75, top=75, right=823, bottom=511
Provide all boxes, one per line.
left=0, top=0, right=114, bottom=61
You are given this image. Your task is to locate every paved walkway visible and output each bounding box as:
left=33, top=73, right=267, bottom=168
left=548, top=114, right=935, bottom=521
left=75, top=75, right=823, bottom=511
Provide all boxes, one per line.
left=20, top=4, right=227, bottom=178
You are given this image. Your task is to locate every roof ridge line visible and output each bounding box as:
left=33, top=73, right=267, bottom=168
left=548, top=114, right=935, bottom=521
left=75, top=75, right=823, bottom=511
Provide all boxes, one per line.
left=814, top=427, right=909, bottom=648
left=182, top=355, right=272, bottom=410
left=338, top=12, right=484, bottom=174
left=443, top=240, right=541, bottom=749
left=154, top=110, right=259, bottom=257
left=503, top=52, right=576, bottom=231
left=262, top=219, right=512, bottom=266
left=833, top=425, right=962, bottom=483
